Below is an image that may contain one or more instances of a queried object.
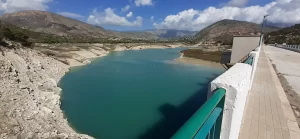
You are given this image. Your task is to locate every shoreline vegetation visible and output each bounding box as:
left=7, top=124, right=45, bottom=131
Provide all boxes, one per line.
left=0, top=41, right=227, bottom=138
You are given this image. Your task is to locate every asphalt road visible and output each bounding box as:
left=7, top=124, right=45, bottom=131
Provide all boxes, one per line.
left=264, top=45, right=300, bottom=123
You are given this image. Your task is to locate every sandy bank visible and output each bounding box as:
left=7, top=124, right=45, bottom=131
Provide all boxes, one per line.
left=175, top=45, right=231, bottom=69
left=175, top=57, right=223, bottom=68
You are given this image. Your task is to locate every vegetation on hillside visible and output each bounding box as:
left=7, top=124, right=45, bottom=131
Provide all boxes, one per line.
left=0, top=22, right=32, bottom=47
left=265, top=24, right=300, bottom=44
left=0, top=21, right=75, bottom=45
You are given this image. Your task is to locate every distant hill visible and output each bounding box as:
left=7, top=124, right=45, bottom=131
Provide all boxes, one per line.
left=145, top=29, right=198, bottom=39
left=113, top=31, right=159, bottom=40
left=115, top=29, right=197, bottom=40
left=265, top=24, right=300, bottom=44
left=0, top=10, right=115, bottom=40
left=0, top=20, right=155, bottom=44
left=194, top=19, right=279, bottom=44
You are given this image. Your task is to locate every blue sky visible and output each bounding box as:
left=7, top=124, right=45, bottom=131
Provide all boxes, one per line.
left=49, top=0, right=272, bottom=30
left=0, top=0, right=299, bottom=31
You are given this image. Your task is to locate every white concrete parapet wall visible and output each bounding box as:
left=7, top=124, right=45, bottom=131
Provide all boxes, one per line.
left=206, top=39, right=262, bottom=139
left=208, top=63, right=252, bottom=139
left=249, top=45, right=261, bottom=87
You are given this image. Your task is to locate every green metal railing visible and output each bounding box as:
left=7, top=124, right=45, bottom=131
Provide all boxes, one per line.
left=171, top=54, right=253, bottom=139
left=171, top=88, right=226, bottom=139
left=244, top=56, right=253, bottom=65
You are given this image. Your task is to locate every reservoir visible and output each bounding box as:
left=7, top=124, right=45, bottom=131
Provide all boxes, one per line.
left=60, top=47, right=224, bottom=139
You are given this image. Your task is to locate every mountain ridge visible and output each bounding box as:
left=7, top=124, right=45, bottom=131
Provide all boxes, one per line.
left=194, top=19, right=280, bottom=44
left=0, top=10, right=284, bottom=44
left=0, top=10, right=113, bottom=39
left=0, top=10, right=197, bottom=40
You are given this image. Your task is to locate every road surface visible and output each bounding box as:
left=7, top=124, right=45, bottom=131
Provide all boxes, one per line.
left=264, top=45, right=300, bottom=124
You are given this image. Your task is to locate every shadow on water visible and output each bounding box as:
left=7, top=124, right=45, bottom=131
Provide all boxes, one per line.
left=137, top=75, right=219, bottom=139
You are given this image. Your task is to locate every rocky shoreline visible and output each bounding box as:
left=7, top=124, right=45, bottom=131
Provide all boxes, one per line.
left=0, top=47, right=92, bottom=138
left=34, top=43, right=183, bottom=67
left=0, top=42, right=184, bottom=138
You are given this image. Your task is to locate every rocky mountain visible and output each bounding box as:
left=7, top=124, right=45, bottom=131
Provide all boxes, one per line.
left=0, top=10, right=115, bottom=39
left=265, top=24, right=300, bottom=44
left=0, top=10, right=194, bottom=40
left=194, top=19, right=279, bottom=44
left=0, top=10, right=163, bottom=42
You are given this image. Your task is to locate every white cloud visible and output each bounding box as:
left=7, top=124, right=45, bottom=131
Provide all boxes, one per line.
left=227, top=0, right=248, bottom=7
left=154, top=0, right=300, bottom=31
left=276, top=0, right=292, bottom=4
left=57, top=12, right=84, bottom=19
left=135, top=0, right=153, bottom=6
left=153, top=9, right=200, bottom=30
left=0, top=0, right=52, bottom=13
left=126, top=12, right=133, bottom=18
left=87, top=8, right=142, bottom=27
left=150, top=16, right=154, bottom=22
left=121, top=5, right=130, bottom=12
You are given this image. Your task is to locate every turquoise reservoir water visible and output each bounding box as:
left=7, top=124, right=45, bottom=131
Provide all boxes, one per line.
left=60, top=48, right=224, bottom=139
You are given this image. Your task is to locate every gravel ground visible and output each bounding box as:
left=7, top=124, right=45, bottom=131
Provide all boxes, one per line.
left=264, top=45, right=300, bottom=125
